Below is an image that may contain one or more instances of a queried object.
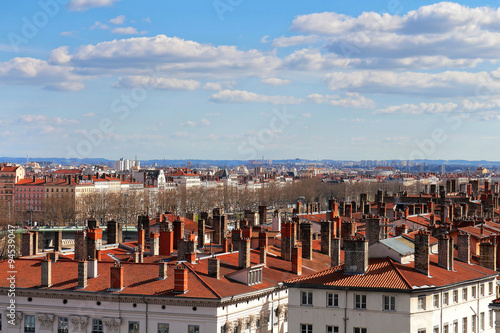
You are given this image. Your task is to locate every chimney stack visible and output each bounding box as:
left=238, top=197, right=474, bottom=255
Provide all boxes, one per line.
left=78, top=260, right=88, bottom=289
left=186, top=251, right=196, bottom=264
left=87, top=228, right=102, bottom=260
left=174, top=264, right=188, bottom=294
left=320, top=220, right=332, bottom=256
left=208, top=256, right=220, bottom=279
left=438, top=235, right=454, bottom=271
left=301, top=222, right=313, bottom=260
left=109, top=263, right=124, bottom=291
left=173, top=219, right=184, bottom=249
left=258, top=230, right=268, bottom=249
left=159, top=229, right=174, bottom=256
left=149, top=232, right=159, bottom=256
left=41, top=259, right=52, bottom=288
left=54, top=230, right=63, bottom=252
left=138, top=228, right=145, bottom=249
left=344, top=237, right=368, bottom=275
left=331, top=237, right=341, bottom=267
left=479, top=240, right=497, bottom=271
left=414, top=231, right=430, bottom=276
left=457, top=232, right=470, bottom=264
left=198, top=219, right=206, bottom=248
left=158, top=262, right=168, bottom=280
left=260, top=246, right=267, bottom=266
left=107, top=220, right=122, bottom=244
left=74, top=230, right=87, bottom=261
left=239, top=238, right=251, bottom=269
left=21, top=232, right=34, bottom=257
left=292, top=246, right=302, bottom=276
left=366, top=217, right=382, bottom=245
left=88, top=259, right=98, bottom=278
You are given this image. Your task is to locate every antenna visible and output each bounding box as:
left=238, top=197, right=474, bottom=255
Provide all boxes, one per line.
left=106, top=253, right=121, bottom=264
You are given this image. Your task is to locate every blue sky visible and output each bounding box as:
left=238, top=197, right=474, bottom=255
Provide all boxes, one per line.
left=1, top=0, right=500, bottom=161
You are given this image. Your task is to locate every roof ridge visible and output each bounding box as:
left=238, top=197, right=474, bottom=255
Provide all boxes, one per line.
left=184, top=262, right=222, bottom=299
left=387, top=257, right=413, bottom=289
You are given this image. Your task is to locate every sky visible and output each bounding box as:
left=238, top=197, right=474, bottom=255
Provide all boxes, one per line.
left=1, top=0, right=500, bottom=161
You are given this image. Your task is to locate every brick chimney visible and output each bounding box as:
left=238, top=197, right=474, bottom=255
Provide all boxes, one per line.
left=414, top=231, right=430, bottom=276
left=174, top=264, right=188, bottom=294
left=457, top=232, right=470, bottom=264
left=109, top=263, right=124, bottom=291
left=344, top=237, right=368, bottom=275
left=88, top=259, right=98, bottom=278
left=260, top=246, right=267, bottom=266
left=107, top=220, right=122, bottom=244
left=198, top=219, right=205, bottom=248
left=258, top=205, right=267, bottom=225
left=41, top=259, right=51, bottom=287
left=21, top=232, right=34, bottom=257
left=138, top=229, right=145, bottom=249
left=258, top=230, right=268, bottom=249
left=78, top=260, right=88, bottom=289
left=159, top=229, right=174, bottom=256
left=242, top=226, right=253, bottom=239
left=438, top=235, right=454, bottom=271
left=292, top=246, right=302, bottom=276
left=344, top=203, right=352, bottom=218
left=54, top=230, right=63, bottom=252
left=186, top=251, right=196, bottom=264
left=331, top=237, right=341, bottom=267
left=173, top=218, right=184, bottom=250
left=222, top=237, right=229, bottom=253
left=87, top=228, right=102, bottom=260
left=366, top=217, right=382, bottom=245
left=281, top=221, right=293, bottom=261
left=49, top=252, right=59, bottom=262
left=479, top=240, right=497, bottom=271
left=177, top=239, right=188, bottom=261
left=149, top=232, right=159, bottom=256
left=208, top=256, right=220, bottom=279
left=213, top=214, right=227, bottom=245
left=301, top=222, right=313, bottom=260
left=239, top=238, right=251, bottom=269
left=74, top=230, right=87, bottom=261
left=158, top=262, right=168, bottom=280
left=320, top=220, right=332, bottom=256
left=395, top=224, right=408, bottom=236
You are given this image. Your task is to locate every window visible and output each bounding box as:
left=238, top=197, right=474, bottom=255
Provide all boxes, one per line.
left=453, top=290, right=458, bottom=303
left=433, top=294, right=440, bottom=308
left=354, top=328, right=367, bottom=333
left=301, top=291, right=313, bottom=306
left=301, top=324, right=313, bottom=333
left=327, top=293, right=339, bottom=307
left=24, top=315, right=35, bottom=332
left=92, top=319, right=104, bottom=333
left=443, top=324, right=448, bottom=333
left=472, top=286, right=477, bottom=298
left=472, top=315, right=476, bottom=333
left=490, top=310, right=494, bottom=328
left=383, top=296, right=396, bottom=311
left=480, top=312, right=484, bottom=330
left=462, top=288, right=467, bottom=301
left=489, top=282, right=494, bottom=295
left=433, top=326, right=439, bottom=333
left=355, top=294, right=367, bottom=309
left=453, top=321, right=458, bottom=333
left=129, top=321, right=139, bottom=333
left=462, top=318, right=467, bottom=333
left=158, top=323, right=169, bottom=333
left=327, top=326, right=339, bottom=333
left=188, top=325, right=200, bottom=333
left=480, top=284, right=485, bottom=296
left=58, top=317, right=69, bottom=333
left=418, top=296, right=426, bottom=310
left=443, top=292, right=449, bottom=305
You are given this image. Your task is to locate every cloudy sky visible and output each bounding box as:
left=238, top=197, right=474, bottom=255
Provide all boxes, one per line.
left=2, top=0, right=500, bottom=161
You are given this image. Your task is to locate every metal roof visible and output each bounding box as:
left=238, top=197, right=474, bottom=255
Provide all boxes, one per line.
left=379, top=237, right=414, bottom=256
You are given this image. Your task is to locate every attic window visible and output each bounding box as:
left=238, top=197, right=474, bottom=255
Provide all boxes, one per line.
left=248, top=266, right=263, bottom=286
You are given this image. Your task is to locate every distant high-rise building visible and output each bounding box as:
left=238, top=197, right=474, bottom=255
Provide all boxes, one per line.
left=114, top=158, right=140, bottom=171
left=440, top=164, right=446, bottom=174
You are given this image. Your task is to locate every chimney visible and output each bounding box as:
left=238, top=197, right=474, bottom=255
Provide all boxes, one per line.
left=107, top=220, right=122, bottom=244
left=87, top=228, right=102, bottom=260
left=138, top=229, right=145, bottom=248
left=78, top=260, right=88, bottom=289
left=41, top=259, right=52, bottom=288
left=438, top=235, right=454, bottom=271
left=395, top=224, right=408, bottom=236
left=208, top=256, right=220, bottom=279
left=222, top=237, right=229, bottom=253
left=177, top=239, right=188, bottom=261
left=258, top=230, right=268, bottom=249
left=331, top=237, right=341, bottom=267
left=301, top=223, right=313, bottom=260
left=213, top=214, right=227, bottom=245
left=292, top=246, right=302, bottom=276
left=54, top=230, right=63, bottom=252
left=88, top=259, right=98, bottom=278
left=109, top=263, right=124, bottom=291
left=344, top=237, right=368, bottom=275
left=414, top=231, right=430, bottom=276
left=198, top=219, right=205, bottom=249
left=173, top=219, right=184, bottom=249
left=149, top=233, right=159, bottom=256
left=87, top=219, right=99, bottom=229
left=174, top=264, right=188, bottom=294
left=242, top=226, right=253, bottom=239
left=366, top=217, right=382, bottom=245
left=260, top=246, right=267, bottom=266
left=74, top=231, right=87, bottom=261
left=21, top=232, right=34, bottom=256
left=159, top=229, right=174, bottom=256
left=232, top=229, right=242, bottom=253
left=457, top=232, right=471, bottom=264
left=239, top=238, right=251, bottom=269
left=479, top=240, right=497, bottom=271
left=186, top=251, right=196, bottom=264
left=281, top=221, right=293, bottom=261
left=320, top=220, right=332, bottom=256
left=344, top=203, right=352, bottom=218
left=158, top=262, right=167, bottom=280
left=49, top=252, right=59, bottom=262
left=32, top=232, right=39, bottom=255
left=259, top=205, right=267, bottom=225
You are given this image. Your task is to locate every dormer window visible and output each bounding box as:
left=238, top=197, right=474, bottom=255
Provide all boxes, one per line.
left=248, top=266, right=263, bottom=286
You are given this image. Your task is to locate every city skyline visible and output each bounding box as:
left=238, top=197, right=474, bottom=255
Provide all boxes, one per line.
left=2, top=0, right=500, bottom=160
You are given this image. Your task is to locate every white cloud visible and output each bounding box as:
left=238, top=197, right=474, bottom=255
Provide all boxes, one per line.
left=271, top=35, right=320, bottom=47
left=113, top=76, right=201, bottom=90
left=261, top=78, right=292, bottom=86
left=210, top=90, right=303, bottom=105
left=203, top=81, right=235, bottom=90
left=307, top=92, right=376, bottom=108
left=90, top=21, right=109, bottom=30
left=181, top=121, right=196, bottom=127
left=284, top=48, right=355, bottom=71
left=112, top=27, right=139, bottom=35
left=109, top=15, right=126, bottom=25
left=377, top=102, right=459, bottom=115
left=67, top=0, right=121, bottom=11
left=201, top=119, right=211, bottom=126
